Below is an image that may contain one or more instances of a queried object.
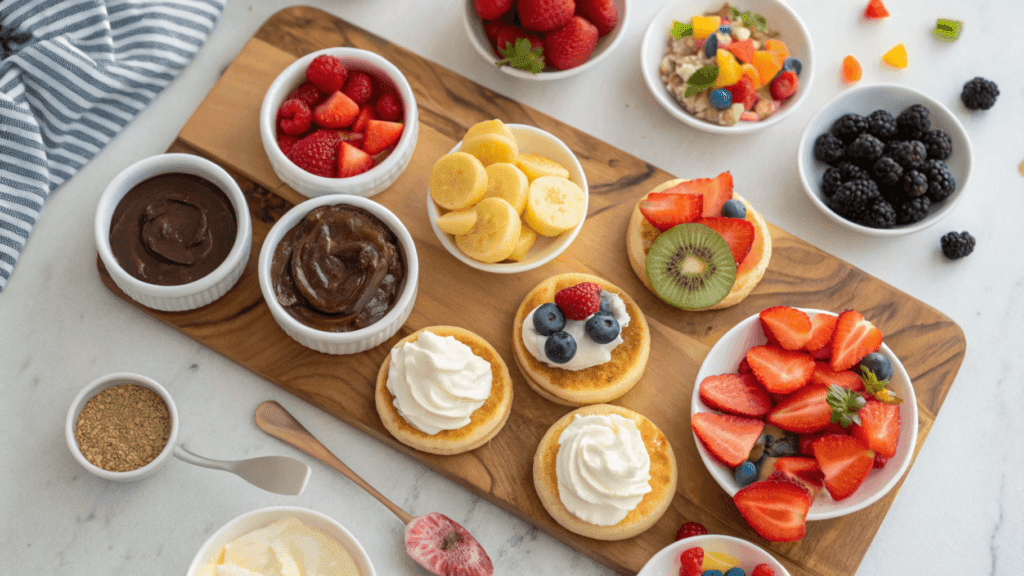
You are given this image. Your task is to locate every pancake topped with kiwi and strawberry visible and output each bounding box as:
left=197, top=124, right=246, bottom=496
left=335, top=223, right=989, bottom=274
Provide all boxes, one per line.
left=625, top=172, right=772, bottom=311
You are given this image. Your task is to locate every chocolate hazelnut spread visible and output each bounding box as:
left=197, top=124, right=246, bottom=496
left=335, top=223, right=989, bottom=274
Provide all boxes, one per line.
left=271, top=204, right=405, bottom=332
left=109, top=173, right=237, bottom=286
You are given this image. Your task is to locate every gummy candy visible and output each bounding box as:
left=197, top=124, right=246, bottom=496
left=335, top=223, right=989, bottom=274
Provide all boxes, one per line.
left=841, top=55, right=862, bottom=84
left=864, top=0, right=890, bottom=19
left=882, top=43, right=908, bottom=68
left=934, top=19, right=962, bottom=41
left=693, top=15, right=721, bottom=39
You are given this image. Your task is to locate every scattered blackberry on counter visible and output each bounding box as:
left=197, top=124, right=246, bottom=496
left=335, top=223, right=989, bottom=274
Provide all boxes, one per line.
left=872, top=157, right=903, bottom=186
left=886, top=140, right=927, bottom=170
left=923, top=159, right=956, bottom=202
left=897, top=196, right=931, bottom=224
left=838, top=160, right=871, bottom=181
left=940, top=231, right=975, bottom=259
left=814, top=133, right=846, bottom=165
left=960, top=77, right=999, bottom=110
left=821, top=166, right=845, bottom=197
left=859, top=198, right=897, bottom=229
left=900, top=170, right=928, bottom=198
left=829, top=179, right=880, bottom=220
left=866, top=109, right=898, bottom=140
left=847, top=133, right=884, bottom=165
left=831, top=113, right=869, bottom=143
left=921, top=129, right=953, bottom=160
left=896, top=104, right=931, bottom=140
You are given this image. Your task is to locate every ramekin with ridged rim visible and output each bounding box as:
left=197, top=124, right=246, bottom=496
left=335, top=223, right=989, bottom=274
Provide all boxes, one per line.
left=95, top=153, right=252, bottom=312
left=258, top=194, right=419, bottom=355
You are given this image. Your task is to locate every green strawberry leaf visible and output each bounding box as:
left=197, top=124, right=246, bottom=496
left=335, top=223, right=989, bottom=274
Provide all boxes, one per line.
left=827, top=384, right=866, bottom=428
left=671, top=21, right=693, bottom=38
left=496, top=38, right=544, bottom=74
left=859, top=366, right=903, bottom=405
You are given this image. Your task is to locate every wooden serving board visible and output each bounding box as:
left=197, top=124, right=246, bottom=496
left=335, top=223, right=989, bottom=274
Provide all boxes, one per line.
left=97, top=7, right=966, bottom=576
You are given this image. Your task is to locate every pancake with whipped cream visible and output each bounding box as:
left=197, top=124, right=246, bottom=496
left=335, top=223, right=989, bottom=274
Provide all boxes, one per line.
left=376, top=326, right=513, bottom=455
left=512, top=273, right=650, bottom=406
left=533, top=404, right=677, bottom=541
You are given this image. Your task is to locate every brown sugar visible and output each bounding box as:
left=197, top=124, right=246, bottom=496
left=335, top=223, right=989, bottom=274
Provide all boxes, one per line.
left=75, top=383, right=171, bottom=472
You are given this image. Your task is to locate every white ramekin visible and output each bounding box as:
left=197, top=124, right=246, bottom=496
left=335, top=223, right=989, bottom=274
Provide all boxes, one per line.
left=260, top=47, right=419, bottom=198
left=258, top=195, right=419, bottom=355
left=95, top=154, right=252, bottom=312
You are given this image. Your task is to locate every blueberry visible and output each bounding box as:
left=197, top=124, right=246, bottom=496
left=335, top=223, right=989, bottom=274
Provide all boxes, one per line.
left=725, top=569, right=746, bottom=576
left=709, top=88, right=732, bottom=110
left=585, top=312, right=620, bottom=344
left=544, top=331, right=576, bottom=364
left=769, top=438, right=796, bottom=457
left=721, top=199, right=746, bottom=218
left=718, top=24, right=732, bottom=34
left=734, top=461, right=758, bottom=487
left=782, top=57, right=802, bottom=76
left=532, top=303, right=566, bottom=336
left=858, top=352, right=893, bottom=381
left=704, top=570, right=725, bottom=576
left=704, top=33, right=718, bottom=58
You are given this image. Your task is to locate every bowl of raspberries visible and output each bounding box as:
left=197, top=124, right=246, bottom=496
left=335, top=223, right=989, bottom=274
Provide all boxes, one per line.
left=260, top=48, right=418, bottom=198
left=798, top=83, right=972, bottom=235
left=464, top=0, right=629, bottom=79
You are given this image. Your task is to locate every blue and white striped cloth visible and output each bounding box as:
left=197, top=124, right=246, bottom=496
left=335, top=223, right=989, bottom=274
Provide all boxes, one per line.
left=0, top=0, right=225, bottom=292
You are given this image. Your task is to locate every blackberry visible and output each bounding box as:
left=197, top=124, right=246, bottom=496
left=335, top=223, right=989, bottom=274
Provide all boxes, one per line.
left=921, top=129, right=953, bottom=160
left=940, top=231, right=975, bottom=260
left=813, top=133, right=845, bottom=165
left=821, top=166, right=844, bottom=197
left=829, top=179, right=880, bottom=221
left=900, top=170, right=928, bottom=198
left=886, top=140, right=927, bottom=170
left=866, top=109, right=898, bottom=140
left=830, top=113, right=869, bottom=143
left=838, top=160, right=871, bottom=181
left=859, top=198, right=896, bottom=229
left=872, top=157, right=903, bottom=186
left=896, top=104, right=931, bottom=140
left=923, top=159, right=956, bottom=202
left=897, top=196, right=931, bottom=224
left=960, top=77, right=999, bottom=111
left=846, top=133, right=884, bottom=165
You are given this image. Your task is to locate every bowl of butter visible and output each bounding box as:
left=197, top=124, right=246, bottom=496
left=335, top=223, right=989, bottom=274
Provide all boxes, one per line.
left=187, top=506, right=376, bottom=576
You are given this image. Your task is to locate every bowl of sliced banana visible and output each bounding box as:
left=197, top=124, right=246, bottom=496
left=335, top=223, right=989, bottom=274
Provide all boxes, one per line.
left=427, top=120, right=589, bottom=273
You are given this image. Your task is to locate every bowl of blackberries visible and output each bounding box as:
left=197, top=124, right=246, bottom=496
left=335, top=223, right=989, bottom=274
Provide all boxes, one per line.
left=798, top=84, right=972, bottom=235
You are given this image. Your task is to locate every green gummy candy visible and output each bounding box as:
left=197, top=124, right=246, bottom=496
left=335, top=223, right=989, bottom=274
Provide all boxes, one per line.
left=934, top=19, right=962, bottom=41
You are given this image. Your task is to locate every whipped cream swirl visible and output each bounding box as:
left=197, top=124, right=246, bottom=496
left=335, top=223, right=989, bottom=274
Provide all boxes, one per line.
left=386, top=330, right=492, bottom=435
left=555, top=413, right=652, bottom=526
left=523, top=290, right=630, bottom=371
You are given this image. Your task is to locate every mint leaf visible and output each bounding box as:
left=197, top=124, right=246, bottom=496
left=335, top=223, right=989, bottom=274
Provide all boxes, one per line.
left=496, top=37, right=544, bottom=74
left=687, top=65, right=719, bottom=86
left=684, top=83, right=711, bottom=98
left=671, top=21, right=693, bottom=38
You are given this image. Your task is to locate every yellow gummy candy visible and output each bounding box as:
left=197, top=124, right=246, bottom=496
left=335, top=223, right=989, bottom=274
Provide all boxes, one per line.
left=701, top=551, right=740, bottom=572
left=882, top=43, right=908, bottom=68
left=716, top=49, right=742, bottom=87
left=692, top=15, right=721, bottom=39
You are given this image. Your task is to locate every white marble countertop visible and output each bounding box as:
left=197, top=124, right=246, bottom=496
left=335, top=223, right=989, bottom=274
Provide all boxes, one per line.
left=2, top=0, right=1022, bottom=574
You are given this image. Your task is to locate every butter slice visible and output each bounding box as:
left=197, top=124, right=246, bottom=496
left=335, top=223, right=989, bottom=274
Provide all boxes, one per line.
left=279, top=523, right=363, bottom=576
left=270, top=539, right=301, bottom=576
left=223, top=517, right=302, bottom=572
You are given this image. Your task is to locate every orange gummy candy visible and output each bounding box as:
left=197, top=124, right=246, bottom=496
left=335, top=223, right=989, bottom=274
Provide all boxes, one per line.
left=841, top=55, right=862, bottom=84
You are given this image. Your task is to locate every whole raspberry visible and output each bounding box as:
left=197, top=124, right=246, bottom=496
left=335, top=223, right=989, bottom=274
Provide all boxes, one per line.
left=679, top=547, right=705, bottom=576
left=342, top=71, right=375, bottom=105
left=374, top=92, right=403, bottom=122
left=674, top=522, right=708, bottom=541
left=554, top=282, right=602, bottom=320
left=277, top=98, right=312, bottom=136
left=751, top=565, right=776, bottom=576
left=286, top=80, right=327, bottom=108
left=287, top=130, right=343, bottom=178
left=305, top=54, right=348, bottom=94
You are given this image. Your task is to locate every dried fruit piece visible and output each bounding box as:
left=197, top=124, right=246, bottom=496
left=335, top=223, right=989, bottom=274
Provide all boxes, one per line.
left=882, top=43, right=908, bottom=68
left=841, top=55, right=862, bottom=84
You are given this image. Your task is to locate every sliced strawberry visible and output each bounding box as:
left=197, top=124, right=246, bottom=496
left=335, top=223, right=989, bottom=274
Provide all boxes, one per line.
left=809, top=344, right=831, bottom=360
left=772, top=457, right=825, bottom=497
left=363, top=120, right=404, bottom=155
left=733, top=478, right=811, bottom=542
left=864, top=0, right=890, bottom=19
left=352, top=106, right=377, bottom=134
left=405, top=513, right=494, bottom=576
left=313, top=91, right=360, bottom=129
left=751, top=565, right=776, bottom=576
left=759, top=306, right=812, bottom=350
left=798, top=424, right=847, bottom=455
left=337, top=142, right=375, bottom=178
left=812, top=434, right=875, bottom=501
left=746, top=345, right=815, bottom=394
left=638, top=192, right=703, bottom=232
left=695, top=217, right=754, bottom=264
left=691, top=412, right=764, bottom=468
left=805, top=313, right=838, bottom=352
left=829, top=310, right=883, bottom=371
left=766, top=384, right=831, bottom=434
left=699, top=373, right=773, bottom=418
left=658, top=172, right=733, bottom=217
left=727, top=76, right=757, bottom=110
left=336, top=130, right=365, bottom=150
left=738, top=357, right=752, bottom=374
left=850, top=398, right=900, bottom=458
left=811, top=361, right=864, bottom=391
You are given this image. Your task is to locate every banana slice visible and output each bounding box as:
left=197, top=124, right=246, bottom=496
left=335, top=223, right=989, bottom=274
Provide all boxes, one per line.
left=456, top=197, right=521, bottom=263
left=463, top=119, right=516, bottom=144
left=460, top=134, right=518, bottom=167
left=515, top=153, right=570, bottom=181
left=430, top=152, right=487, bottom=210
left=523, top=176, right=586, bottom=237
left=483, top=162, right=529, bottom=214
left=436, top=208, right=477, bottom=235
left=508, top=226, right=538, bottom=262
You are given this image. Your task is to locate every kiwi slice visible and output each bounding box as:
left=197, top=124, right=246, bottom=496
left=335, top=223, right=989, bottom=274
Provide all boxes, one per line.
left=646, top=223, right=736, bottom=310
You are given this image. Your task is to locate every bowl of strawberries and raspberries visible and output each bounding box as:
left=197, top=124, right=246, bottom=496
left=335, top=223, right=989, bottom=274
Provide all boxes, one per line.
left=690, top=306, right=918, bottom=541
left=464, top=0, right=629, bottom=79
left=260, top=48, right=418, bottom=198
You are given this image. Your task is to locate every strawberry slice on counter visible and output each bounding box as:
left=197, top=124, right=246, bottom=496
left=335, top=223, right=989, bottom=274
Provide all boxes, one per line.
left=850, top=398, right=900, bottom=458
left=812, top=434, right=875, bottom=501
left=733, top=477, right=811, bottom=542
left=691, top=412, right=765, bottom=467
left=759, top=306, right=812, bottom=350
left=657, top=171, right=733, bottom=217
left=810, top=361, right=864, bottom=391
left=698, top=373, right=774, bottom=418
left=805, top=313, right=838, bottom=353
left=639, top=192, right=703, bottom=232
left=695, top=217, right=754, bottom=264
left=313, top=91, right=360, bottom=129
left=766, top=383, right=831, bottom=434
left=746, top=345, right=815, bottom=394
left=337, top=142, right=375, bottom=178
left=363, top=120, right=404, bottom=155
left=829, top=310, right=883, bottom=371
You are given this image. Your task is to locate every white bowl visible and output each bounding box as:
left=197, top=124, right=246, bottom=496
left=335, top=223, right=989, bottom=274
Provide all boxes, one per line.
left=426, top=124, right=587, bottom=273
left=462, top=0, right=629, bottom=80
left=691, top=309, right=918, bottom=521
left=638, top=534, right=790, bottom=576
left=797, top=83, right=973, bottom=236
left=95, top=154, right=252, bottom=312
left=641, top=0, right=815, bottom=134
left=66, top=373, right=179, bottom=482
left=260, top=47, right=419, bottom=198
left=186, top=506, right=377, bottom=576
left=258, top=195, right=419, bottom=355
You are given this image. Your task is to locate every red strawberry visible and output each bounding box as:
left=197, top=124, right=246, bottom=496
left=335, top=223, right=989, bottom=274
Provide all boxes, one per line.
left=751, top=565, right=776, bottom=576
left=545, top=16, right=599, bottom=70
left=288, top=130, right=342, bottom=178
left=658, top=172, right=733, bottom=217
left=738, top=357, right=752, bottom=374
left=305, top=54, right=348, bottom=94
left=341, top=71, right=375, bottom=105
left=726, top=38, right=755, bottom=63
left=352, top=106, right=377, bottom=134
left=493, top=24, right=545, bottom=58
left=727, top=76, right=757, bottom=110
left=850, top=398, right=900, bottom=458
left=811, top=361, right=863, bottom=391
left=759, top=306, right=812, bottom=350
left=746, top=345, right=815, bottom=394
left=733, top=478, right=811, bottom=542
left=829, top=310, right=883, bottom=371
left=674, top=521, right=708, bottom=541
left=699, top=373, right=773, bottom=418
left=809, top=345, right=831, bottom=360
left=338, top=142, right=375, bottom=178
left=695, top=217, right=754, bottom=264
left=770, top=70, right=798, bottom=100
left=277, top=132, right=300, bottom=157
left=554, top=282, right=601, bottom=320
left=805, top=313, right=838, bottom=352
left=678, top=547, right=704, bottom=576
left=313, top=91, right=360, bottom=129
left=773, top=456, right=825, bottom=497
left=864, top=0, right=890, bottom=19
left=639, top=192, right=703, bottom=232
left=363, top=120, right=404, bottom=155
left=286, top=80, right=327, bottom=108
left=336, top=130, right=365, bottom=150
left=375, top=92, right=403, bottom=122
left=798, top=424, right=847, bottom=455
left=404, top=513, right=494, bottom=576
left=766, top=384, right=831, bottom=434
left=576, top=0, right=618, bottom=36
left=518, top=0, right=575, bottom=32
left=475, top=0, right=514, bottom=20
left=277, top=98, right=313, bottom=136
left=812, top=434, right=875, bottom=501
left=485, top=20, right=506, bottom=49
left=873, top=453, right=889, bottom=469
left=691, top=412, right=764, bottom=467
